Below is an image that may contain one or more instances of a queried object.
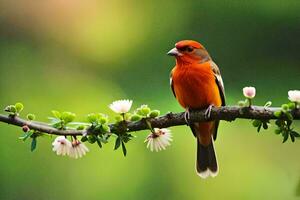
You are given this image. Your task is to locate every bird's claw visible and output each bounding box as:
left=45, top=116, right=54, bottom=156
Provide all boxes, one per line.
left=204, top=104, right=214, bottom=120
left=184, top=108, right=191, bottom=126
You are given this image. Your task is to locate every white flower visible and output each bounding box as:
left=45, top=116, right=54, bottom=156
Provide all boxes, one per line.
left=109, top=100, right=133, bottom=114
left=243, top=86, right=256, bottom=99
left=52, top=136, right=72, bottom=156
left=144, top=128, right=172, bottom=152
left=288, top=90, right=300, bottom=103
left=69, top=140, right=89, bottom=159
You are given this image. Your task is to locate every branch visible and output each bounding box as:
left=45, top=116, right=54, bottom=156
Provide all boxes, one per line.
left=1, top=106, right=300, bottom=136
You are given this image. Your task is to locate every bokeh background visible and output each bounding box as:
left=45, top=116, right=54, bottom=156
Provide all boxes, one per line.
left=1, top=0, right=300, bottom=199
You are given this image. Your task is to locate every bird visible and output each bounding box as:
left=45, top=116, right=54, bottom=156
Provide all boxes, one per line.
left=168, top=40, right=225, bottom=178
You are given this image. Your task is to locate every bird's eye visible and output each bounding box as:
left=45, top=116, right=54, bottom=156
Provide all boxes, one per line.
left=177, top=46, right=193, bottom=52
left=186, top=47, right=193, bottom=52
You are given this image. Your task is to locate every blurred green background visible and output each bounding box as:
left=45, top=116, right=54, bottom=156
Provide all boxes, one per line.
left=1, top=0, right=300, bottom=199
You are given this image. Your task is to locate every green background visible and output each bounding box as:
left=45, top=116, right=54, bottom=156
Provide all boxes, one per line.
left=0, top=0, right=300, bottom=199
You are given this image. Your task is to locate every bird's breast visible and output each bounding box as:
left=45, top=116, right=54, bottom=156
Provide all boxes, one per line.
left=172, top=64, right=222, bottom=109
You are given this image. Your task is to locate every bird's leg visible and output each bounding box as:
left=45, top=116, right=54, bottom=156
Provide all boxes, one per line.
left=184, top=108, right=191, bottom=126
left=204, top=104, right=215, bottom=120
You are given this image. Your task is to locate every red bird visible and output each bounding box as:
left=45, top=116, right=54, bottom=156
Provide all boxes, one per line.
left=168, top=40, right=225, bottom=178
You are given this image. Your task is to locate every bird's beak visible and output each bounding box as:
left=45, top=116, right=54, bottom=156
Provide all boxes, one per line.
left=167, top=48, right=182, bottom=56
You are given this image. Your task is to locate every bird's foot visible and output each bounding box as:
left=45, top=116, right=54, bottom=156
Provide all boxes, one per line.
left=184, top=108, right=191, bottom=126
left=204, top=104, right=215, bottom=120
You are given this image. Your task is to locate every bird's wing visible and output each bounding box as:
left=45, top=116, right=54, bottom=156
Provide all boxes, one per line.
left=210, top=61, right=226, bottom=106
left=170, top=70, right=176, bottom=98
left=210, top=61, right=226, bottom=140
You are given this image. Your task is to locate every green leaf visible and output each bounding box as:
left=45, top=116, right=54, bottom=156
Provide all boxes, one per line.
left=257, top=124, right=262, bottom=133
left=286, top=112, right=294, bottom=121
left=282, top=132, right=289, bottom=143
left=51, top=121, right=63, bottom=129
left=114, top=137, right=121, bottom=150
left=263, top=122, right=268, bottom=130
left=274, top=129, right=282, bottom=135
left=121, top=141, right=127, bottom=156
left=52, top=110, right=61, bottom=119
left=96, top=138, right=102, bottom=149
left=291, top=131, right=300, bottom=138
left=290, top=133, right=295, bottom=142
left=19, top=131, right=33, bottom=141
left=61, top=112, right=76, bottom=123
left=101, top=124, right=110, bottom=133
left=81, top=136, right=88, bottom=142
left=275, top=119, right=283, bottom=126
left=10, top=106, right=17, bottom=113
left=31, top=138, right=37, bottom=152
left=274, top=111, right=282, bottom=118
left=87, top=135, right=97, bottom=144
left=15, top=102, right=24, bottom=113
left=115, top=115, right=123, bottom=122
left=252, top=120, right=261, bottom=127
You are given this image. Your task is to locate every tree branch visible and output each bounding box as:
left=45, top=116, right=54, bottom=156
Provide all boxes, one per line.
left=1, top=106, right=300, bottom=136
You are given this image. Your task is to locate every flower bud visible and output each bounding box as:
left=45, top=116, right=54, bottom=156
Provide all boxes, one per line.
left=149, top=110, right=160, bottom=118
left=15, top=103, right=24, bottom=113
left=131, top=114, right=142, bottom=121
left=22, top=125, right=30, bottom=132
left=243, top=87, right=256, bottom=99
left=27, top=113, right=35, bottom=121
left=288, top=90, right=300, bottom=103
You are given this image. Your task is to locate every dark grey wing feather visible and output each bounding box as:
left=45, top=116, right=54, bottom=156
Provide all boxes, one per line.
left=210, top=61, right=226, bottom=140
left=170, top=71, right=176, bottom=98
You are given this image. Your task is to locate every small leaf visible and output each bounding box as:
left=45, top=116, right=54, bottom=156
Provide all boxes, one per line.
left=282, top=132, right=289, bottom=143
left=115, top=115, right=123, bottom=122
left=81, top=136, right=88, bottom=142
left=274, top=129, right=282, bottom=135
left=291, top=131, right=300, bottom=138
left=101, top=124, right=110, bottom=133
left=87, top=135, right=97, bottom=144
left=96, top=138, right=102, bottom=149
left=252, top=120, right=261, bottom=127
left=61, top=112, right=76, bottom=123
left=257, top=124, right=262, bottom=133
left=52, top=110, right=61, bottom=119
left=31, top=137, right=37, bottom=152
left=121, top=141, right=127, bottom=156
left=290, top=133, right=295, bottom=142
left=263, top=122, right=268, bottom=130
left=15, top=103, right=24, bottom=113
left=274, top=111, right=282, bottom=118
left=114, top=137, right=121, bottom=150
left=19, top=131, right=33, bottom=141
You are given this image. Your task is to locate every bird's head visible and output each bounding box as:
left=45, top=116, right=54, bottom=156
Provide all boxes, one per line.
left=167, top=40, right=211, bottom=64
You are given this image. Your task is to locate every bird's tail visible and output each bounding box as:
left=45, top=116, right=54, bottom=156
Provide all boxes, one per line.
left=196, top=137, right=218, bottom=179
